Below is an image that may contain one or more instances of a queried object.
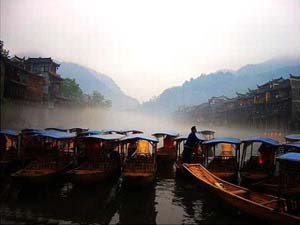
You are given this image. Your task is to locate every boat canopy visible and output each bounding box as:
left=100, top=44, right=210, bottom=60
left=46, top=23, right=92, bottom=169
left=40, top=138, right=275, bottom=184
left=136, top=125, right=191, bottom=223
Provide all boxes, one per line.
left=37, top=130, right=76, bottom=139
left=120, top=134, right=158, bottom=143
left=277, top=152, right=300, bottom=163
left=284, top=142, right=300, bottom=149
left=285, top=134, right=300, bottom=142
left=242, top=137, right=279, bottom=146
left=80, top=134, right=125, bottom=141
left=101, top=129, right=122, bottom=134
left=203, top=137, right=241, bottom=145
left=45, top=127, right=69, bottom=132
left=200, top=130, right=215, bottom=135
left=78, top=130, right=102, bottom=136
left=21, top=128, right=43, bottom=135
left=0, top=129, right=19, bottom=136
left=69, top=127, right=88, bottom=133
left=152, top=131, right=179, bottom=137
left=119, top=129, right=143, bottom=134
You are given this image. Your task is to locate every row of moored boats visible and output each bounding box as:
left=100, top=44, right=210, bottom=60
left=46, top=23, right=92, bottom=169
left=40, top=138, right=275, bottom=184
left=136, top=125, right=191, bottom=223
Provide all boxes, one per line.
left=0, top=128, right=300, bottom=223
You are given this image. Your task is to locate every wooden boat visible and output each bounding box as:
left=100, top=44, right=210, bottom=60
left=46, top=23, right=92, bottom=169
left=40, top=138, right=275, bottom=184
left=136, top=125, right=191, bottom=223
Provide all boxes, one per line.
left=121, top=134, right=158, bottom=186
left=174, top=134, right=205, bottom=174
left=20, top=128, right=44, bottom=165
left=152, top=131, right=179, bottom=163
left=12, top=130, right=76, bottom=183
left=66, top=133, right=124, bottom=185
left=202, top=137, right=241, bottom=181
left=0, top=129, right=19, bottom=176
left=251, top=146, right=300, bottom=196
left=183, top=163, right=300, bottom=224
left=240, top=137, right=279, bottom=185
left=285, top=134, right=300, bottom=143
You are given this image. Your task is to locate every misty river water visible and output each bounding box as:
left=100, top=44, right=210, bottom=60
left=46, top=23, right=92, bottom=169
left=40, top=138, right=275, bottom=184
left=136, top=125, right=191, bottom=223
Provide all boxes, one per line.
left=1, top=164, right=263, bottom=224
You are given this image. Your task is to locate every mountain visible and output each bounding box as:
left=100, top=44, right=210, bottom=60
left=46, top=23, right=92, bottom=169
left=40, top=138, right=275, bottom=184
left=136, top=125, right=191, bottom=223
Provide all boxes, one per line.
left=57, top=62, right=139, bottom=109
left=142, top=56, right=300, bottom=112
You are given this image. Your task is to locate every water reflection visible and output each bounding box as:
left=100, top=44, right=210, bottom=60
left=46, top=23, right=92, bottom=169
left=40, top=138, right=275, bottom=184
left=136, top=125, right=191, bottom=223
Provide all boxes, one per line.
left=2, top=165, right=262, bottom=224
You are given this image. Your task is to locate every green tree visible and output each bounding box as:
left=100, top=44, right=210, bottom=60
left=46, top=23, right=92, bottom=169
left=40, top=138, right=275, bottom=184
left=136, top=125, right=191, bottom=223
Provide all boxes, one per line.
left=0, top=40, right=9, bottom=58
left=61, top=78, right=84, bottom=100
left=91, top=90, right=111, bottom=107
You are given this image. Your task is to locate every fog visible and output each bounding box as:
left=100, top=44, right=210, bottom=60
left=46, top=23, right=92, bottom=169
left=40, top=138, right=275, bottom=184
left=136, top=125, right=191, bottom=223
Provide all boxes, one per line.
left=1, top=104, right=283, bottom=141
left=1, top=0, right=300, bottom=101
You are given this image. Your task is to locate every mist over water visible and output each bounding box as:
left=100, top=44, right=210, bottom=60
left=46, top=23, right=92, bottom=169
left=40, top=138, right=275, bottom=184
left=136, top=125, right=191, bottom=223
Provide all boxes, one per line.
left=1, top=104, right=285, bottom=142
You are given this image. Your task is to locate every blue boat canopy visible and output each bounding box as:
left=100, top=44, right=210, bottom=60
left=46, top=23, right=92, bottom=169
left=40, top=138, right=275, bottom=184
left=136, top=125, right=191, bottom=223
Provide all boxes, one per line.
left=80, top=133, right=125, bottom=141
left=242, top=137, right=279, bottom=146
left=21, top=128, right=43, bottom=135
left=101, top=129, right=122, bottom=134
left=152, top=131, right=179, bottom=138
left=119, top=129, right=143, bottom=134
left=0, top=129, right=19, bottom=136
left=78, top=130, right=102, bottom=136
left=120, top=134, right=159, bottom=143
left=45, top=127, right=68, bottom=132
left=285, top=134, right=300, bottom=142
left=277, top=152, right=300, bottom=163
left=284, top=142, right=300, bottom=149
left=37, top=130, right=76, bottom=139
left=203, top=137, right=241, bottom=145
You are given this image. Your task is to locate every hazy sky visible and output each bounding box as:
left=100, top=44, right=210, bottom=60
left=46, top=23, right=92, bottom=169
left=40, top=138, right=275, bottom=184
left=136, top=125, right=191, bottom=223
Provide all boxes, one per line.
left=1, top=0, right=300, bottom=102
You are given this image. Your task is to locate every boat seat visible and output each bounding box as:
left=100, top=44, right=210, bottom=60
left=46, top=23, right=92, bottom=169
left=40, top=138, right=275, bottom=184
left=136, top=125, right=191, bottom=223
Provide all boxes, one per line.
left=231, top=189, right=248, bottom=195
left=214, top=182, right=224, bottom=189
left=260, top=199, right=278, bottom=205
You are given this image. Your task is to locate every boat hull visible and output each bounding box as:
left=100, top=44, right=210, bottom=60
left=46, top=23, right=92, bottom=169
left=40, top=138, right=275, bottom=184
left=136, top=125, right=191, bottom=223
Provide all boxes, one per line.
left=67, top=167, right=120, bottom=185
left=183, top=163, right=300, bottom=224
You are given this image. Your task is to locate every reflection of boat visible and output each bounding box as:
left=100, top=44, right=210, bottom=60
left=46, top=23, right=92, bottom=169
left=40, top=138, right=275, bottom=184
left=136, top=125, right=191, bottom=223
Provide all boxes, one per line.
left=117, top=183, right=157, bottom=224
left=174, top=134, right=205, bottom=174
left=121, top=134, right=158, bottom=186
left=0, top=129, right=19, bottom=176
left=12, top=130, right=76, bottom=183
left=183, top=163, right=300, bottom=224
left=67, top=134, right=124, bottom=185
left=152, top=131, right=179, bottom=163
left=6, top=180, right=119, bottom=224
left=203, top=137, right=240, bottom=181
left=240, top=137, right=279, bottom=185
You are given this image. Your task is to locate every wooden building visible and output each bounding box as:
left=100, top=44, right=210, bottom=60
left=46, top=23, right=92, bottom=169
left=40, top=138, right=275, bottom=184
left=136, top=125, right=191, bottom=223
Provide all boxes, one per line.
left=0, top=57, right=44, bottom=102
left=25, top=57, right=65, bottom=104
left=179, top=75, right=300, bottom=130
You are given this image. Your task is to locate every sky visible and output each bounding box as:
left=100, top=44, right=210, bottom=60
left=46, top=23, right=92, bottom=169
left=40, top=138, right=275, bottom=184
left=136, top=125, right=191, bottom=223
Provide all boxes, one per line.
left=1, top=0, right=300, bottom=102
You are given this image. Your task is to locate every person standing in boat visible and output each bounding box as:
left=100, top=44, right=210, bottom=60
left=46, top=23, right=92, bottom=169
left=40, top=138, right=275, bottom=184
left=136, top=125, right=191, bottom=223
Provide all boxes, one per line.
left=183, top=126, right=199, bottom=163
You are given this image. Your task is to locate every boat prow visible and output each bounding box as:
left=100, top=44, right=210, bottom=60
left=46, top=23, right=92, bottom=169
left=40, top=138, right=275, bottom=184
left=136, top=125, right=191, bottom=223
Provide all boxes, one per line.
left=183, top=163, right=300, bottom=224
